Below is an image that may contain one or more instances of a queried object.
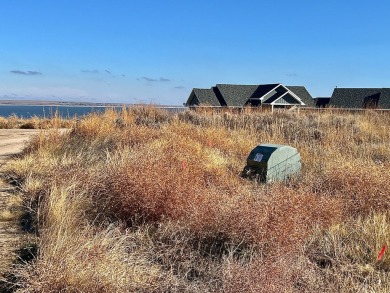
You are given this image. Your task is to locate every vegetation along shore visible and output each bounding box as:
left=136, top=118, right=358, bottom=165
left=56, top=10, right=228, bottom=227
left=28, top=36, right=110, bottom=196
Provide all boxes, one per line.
left=0, top=106, right=389, bottom=292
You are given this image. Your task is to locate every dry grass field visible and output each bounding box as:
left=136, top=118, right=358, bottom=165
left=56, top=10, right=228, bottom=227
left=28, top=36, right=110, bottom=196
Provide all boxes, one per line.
left=1, top=107, right=390, bottom=292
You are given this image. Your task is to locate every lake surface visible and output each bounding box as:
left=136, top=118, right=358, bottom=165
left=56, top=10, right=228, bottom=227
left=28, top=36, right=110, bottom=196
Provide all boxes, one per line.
left=0, top=105, right=186, bottom=118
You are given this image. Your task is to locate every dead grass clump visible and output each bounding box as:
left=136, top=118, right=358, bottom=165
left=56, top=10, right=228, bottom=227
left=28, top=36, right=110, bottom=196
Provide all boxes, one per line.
left=168, top=122, right=255, bottom=165
left=15, top=226, right=168, bottom=293
left=0, top=115, right=20, bottom=129
left=221, top=254, right=321, bottom=293
left=71, top=110, right=120, bottom=139
left=131, top=106, right=172, bottom=126
left=99, top=139, right=235, bottom=223
left=308, top=163, right=390, bottom=217
left=305, top=214, right=390, bottom=292
left=12, top=186, right=210, bottom=292
left=260, top=185, right=342, bottom=251
left=0, top=114, right=74, bottom=130
left=12, top=186, right=171, bottom=293
left=133, top=221, right=226, bottom=291
left=69, top=109, right=163, bottom=151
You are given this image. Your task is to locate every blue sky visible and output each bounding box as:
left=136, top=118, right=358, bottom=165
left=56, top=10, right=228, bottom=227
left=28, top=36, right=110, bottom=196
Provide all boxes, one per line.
left=1, top=1, right=390, bottom=105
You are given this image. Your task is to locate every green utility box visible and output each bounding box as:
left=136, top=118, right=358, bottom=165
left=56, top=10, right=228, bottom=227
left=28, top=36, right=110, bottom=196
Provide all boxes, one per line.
left=242, top=144, right=301, bottom=183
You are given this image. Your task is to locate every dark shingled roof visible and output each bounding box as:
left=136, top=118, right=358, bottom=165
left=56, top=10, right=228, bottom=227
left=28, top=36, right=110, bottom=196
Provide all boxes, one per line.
left=215, top=84, right=260, bottom=107
left=286, top=86, right=315, bottom=107
left=186, top=88, right=220, bottom=106
left=250, top=84, right=280, bottom=99
left=330, top=88, right=390, bottom=109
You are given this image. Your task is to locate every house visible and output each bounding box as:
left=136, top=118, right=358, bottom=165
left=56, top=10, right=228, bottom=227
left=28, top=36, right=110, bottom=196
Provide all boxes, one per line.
left=186, top=83, right=315, bottom=109
left=328, top=88, right=390, bottom=109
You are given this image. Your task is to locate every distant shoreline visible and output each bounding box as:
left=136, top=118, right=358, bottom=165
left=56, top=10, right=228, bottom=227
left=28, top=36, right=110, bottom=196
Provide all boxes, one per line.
left=0, top=100, right=183, bottom=108
left=0, top=100, right=130, bottom=107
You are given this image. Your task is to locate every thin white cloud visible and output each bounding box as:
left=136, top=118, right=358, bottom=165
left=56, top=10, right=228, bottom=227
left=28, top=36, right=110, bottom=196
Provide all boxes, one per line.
left=286, top=73, right=298, bottom=77
left=142, top=76, right=158, bottom=82
left=10, top=70, right=42, bottom=75
left=141, top=76, right=171, bottom=82
left=81, top=69, right=100, bottom=74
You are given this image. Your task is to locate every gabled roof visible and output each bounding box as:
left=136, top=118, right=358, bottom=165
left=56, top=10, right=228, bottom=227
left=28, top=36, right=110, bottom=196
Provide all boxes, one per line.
left=215, top=84, right=259, bottom=107
left=330, top=88, right=390, bottom=108
left=261, top=84, right=304, bottom=105
left=250, top=84, right=280, bottom=99
left=267, top=93, right=303, bottom=105
left=262, top=90, right=287, bottom=104
left=215, top=83, right=307, bottom=106
left=186, top=88, right=220, bottom=106
left=286, top=86, right=315, bottom=107
left=186, top=83, right=315, bottom=107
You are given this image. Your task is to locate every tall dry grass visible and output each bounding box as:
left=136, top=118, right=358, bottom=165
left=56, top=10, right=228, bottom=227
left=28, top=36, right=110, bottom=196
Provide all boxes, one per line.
left=0, top=113, right=74, bottom=129
left=1, top=107, right=390, bottom=292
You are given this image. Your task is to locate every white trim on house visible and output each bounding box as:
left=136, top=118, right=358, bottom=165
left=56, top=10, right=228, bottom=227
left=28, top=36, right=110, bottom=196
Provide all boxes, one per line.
left=250, top=84, right=305, bottom=106
left=269, top=92, right=304, bottom=105
left=259, top=84, right=281, bottom=101
left=278, top=85, right=305, bottom=105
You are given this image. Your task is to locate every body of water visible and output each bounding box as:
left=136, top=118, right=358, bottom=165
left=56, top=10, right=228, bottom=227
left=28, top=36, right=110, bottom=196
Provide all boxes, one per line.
left=0, top=105, right=186, bottom=118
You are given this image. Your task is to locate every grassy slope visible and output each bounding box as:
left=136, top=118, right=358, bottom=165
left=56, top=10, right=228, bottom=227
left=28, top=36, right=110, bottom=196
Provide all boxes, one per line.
left=2, top=107, right=390, bottom=292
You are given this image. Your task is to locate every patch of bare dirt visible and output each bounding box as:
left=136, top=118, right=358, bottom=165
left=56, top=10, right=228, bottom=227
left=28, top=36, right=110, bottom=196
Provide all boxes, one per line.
left=0, top=130, right=40, bottom=274
left=0, top=130, right=41, bottom=166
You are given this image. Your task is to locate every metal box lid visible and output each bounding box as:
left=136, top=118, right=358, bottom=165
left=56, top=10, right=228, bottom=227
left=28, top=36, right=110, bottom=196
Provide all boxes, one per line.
left=244, top=144, right=301, bottom=183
